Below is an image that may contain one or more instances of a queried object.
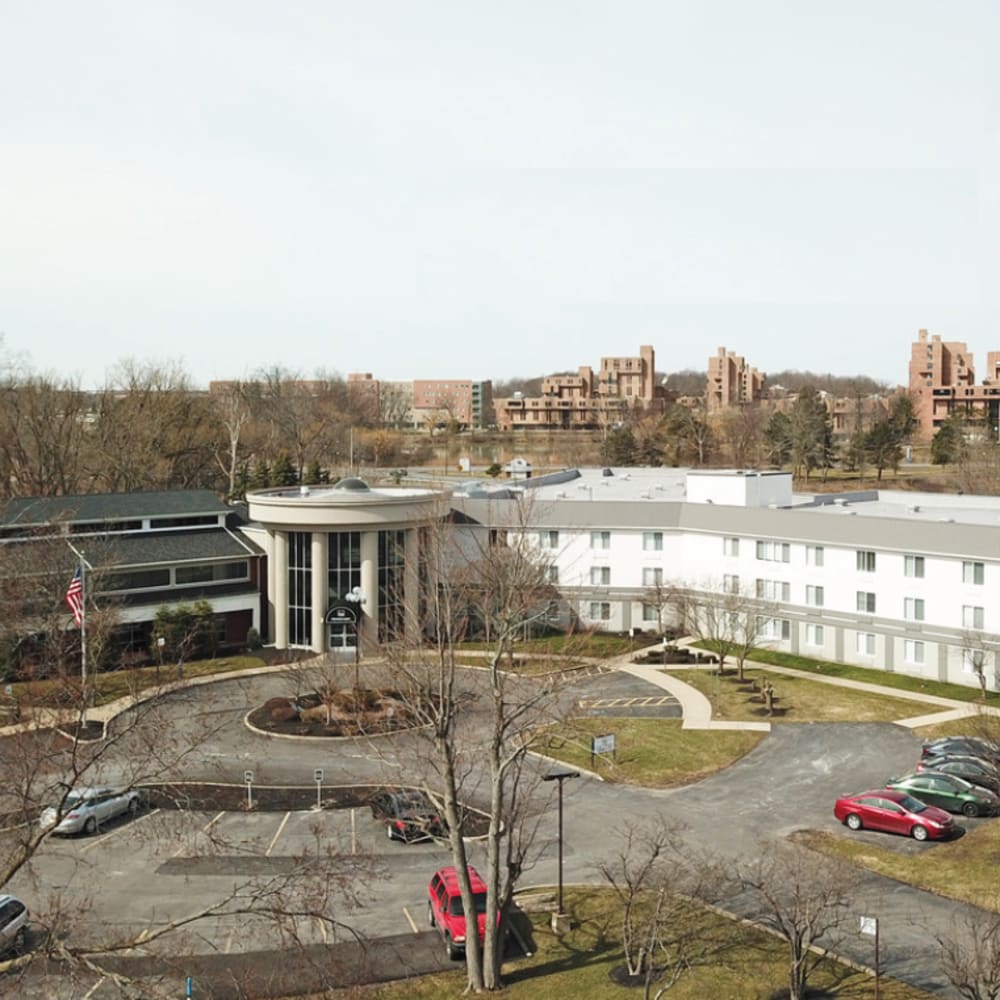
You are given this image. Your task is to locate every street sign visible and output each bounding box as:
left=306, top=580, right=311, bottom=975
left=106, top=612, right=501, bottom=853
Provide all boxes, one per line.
left=244, top=770, right=253, bottom=784
left=859, top=916, right=878, bottom=937
left=592, top=734, right=615, bottom=755
left=314, top=768, right=324, bottom=783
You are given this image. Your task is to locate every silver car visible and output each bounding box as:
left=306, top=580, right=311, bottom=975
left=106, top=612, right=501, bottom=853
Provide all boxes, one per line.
left=0, top=895, right=28, bottom=954
left=40, top=786, right=141, bottom=836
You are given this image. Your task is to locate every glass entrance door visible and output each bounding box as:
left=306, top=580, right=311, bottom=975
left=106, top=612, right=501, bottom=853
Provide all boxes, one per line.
left=328, top=621, right=356, bottom=651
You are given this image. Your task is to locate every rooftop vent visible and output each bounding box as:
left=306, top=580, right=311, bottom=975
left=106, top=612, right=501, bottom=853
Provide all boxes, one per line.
left=907, top=505, right=921, bottom=514
left=602, top=468, right=614, bottom=477
left=833, top=498, right=848, bottom=506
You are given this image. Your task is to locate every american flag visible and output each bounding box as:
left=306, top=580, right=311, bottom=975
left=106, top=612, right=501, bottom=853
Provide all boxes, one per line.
left=65, top=567, right=83, bottom=627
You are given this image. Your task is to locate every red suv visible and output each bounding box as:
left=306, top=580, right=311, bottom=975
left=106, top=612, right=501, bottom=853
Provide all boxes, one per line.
left=427, top=865, right=489, bottom=960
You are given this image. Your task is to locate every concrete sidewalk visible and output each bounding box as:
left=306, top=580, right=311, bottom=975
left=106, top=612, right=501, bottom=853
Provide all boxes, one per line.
left=615, top=637, right=1000, bottom=733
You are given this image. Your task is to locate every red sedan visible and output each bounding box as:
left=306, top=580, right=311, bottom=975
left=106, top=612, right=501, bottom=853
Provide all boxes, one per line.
left=834, top=788, right=956, bottom=841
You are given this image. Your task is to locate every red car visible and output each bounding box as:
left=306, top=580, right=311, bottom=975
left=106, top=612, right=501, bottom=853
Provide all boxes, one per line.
left=834, top=788, right=956, bottom=841
left=427, top=865, right=490, bottom=960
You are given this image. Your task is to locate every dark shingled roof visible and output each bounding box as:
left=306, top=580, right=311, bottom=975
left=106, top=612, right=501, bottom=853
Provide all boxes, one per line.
left=2, top=490, right=231, bottom=527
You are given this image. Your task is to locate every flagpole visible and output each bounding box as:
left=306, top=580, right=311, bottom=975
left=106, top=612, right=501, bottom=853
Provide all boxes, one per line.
left=66, top=543, right=91, bottom=726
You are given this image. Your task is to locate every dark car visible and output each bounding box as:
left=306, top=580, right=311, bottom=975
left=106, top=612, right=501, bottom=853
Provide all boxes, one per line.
left=922, top=736, right=1000, bottom=767
left=369, top=789, right=446, bottom=843
left=916, top=754, right=1000, bottom=795
left=887, top=772, right=1000, bottom=818
left=834, top=788, right=956, bottom=841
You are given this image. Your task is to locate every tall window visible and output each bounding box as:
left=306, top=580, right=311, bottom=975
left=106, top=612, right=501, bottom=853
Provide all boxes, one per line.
left=856, top=550, right=876, bottom=572
left=539, top=530, right=559, bottom=549
left=288, top=531, right=312, bottom=647
left=962, top=561, right=985, bottom=585
left=904, top=555, right=925, bottom=578
left=643, top=567, right=663, bottom=587
left=806, top=545, right=824, bottom=567
left=590, top=566, right=611, bottom=586
left=643, top=532, right=663, bottom=551
left=756, top=617, right=790, bottom=640
left=904, top=639, right=925, bottom=664
left=723, top=537, right=740, bottom=557
left=856, top=591, right=876, bottom=613
left=756, top=579, right=790, bottom=602
left=378, top=530, right=406, bottom=642
left=963, top=605, right=985, bottom=630
left=904, top=597, right=925, bottom=621
left=328, top=531, right=361, bottom=605
left=856, top=632, right=876, bottom=655
left=805, top=585, right=824, bottom=607
left=723, top=573, right=739, bottom=593
left=588, top=601, right=611, bottom=621
left=547, top=565, right=559, bottom=584
left=805, top=623, right=825, bottom=646
left=590, top=531, right=610, bottom=550
left=642, top=604, right=659, bottom=622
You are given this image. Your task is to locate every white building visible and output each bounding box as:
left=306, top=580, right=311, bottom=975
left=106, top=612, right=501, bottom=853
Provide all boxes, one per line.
left=451, top=468, right=1000, bottom=692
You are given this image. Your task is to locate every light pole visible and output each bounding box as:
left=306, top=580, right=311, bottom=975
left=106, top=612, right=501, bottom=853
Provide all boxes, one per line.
left=344, top=586, right=366, bottom=689
left=542, top=768, right=579, bottom=923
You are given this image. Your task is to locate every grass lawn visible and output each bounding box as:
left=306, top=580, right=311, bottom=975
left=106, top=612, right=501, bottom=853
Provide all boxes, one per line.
left=315, top=887, right=931, bottom=999
left=792, top=823, right=1000, bottom=912
left=694, top=643, right=1000, bottom=707
left=11, top=654, right=268, bottom=709
left=536, top=717, right=765, bottom=787
left=458, top=632, right=659, bottom=659
left=913, top=712, right=1000, bottom=741
left=670, top=666, right=941, bottom=724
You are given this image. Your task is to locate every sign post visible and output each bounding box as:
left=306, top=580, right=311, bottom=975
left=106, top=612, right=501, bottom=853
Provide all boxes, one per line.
left=860, top=915, right=879, bottom=999
left=244, top=770, right=254, bottom=811
left=314, top=768, right=324, bottom=811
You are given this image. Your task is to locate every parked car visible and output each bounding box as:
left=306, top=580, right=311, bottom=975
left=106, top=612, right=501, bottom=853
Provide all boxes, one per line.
left=369, top=789, right=446, bottom=843
left=0, top=895, right=28, bottom=955
left=39, top=786, right=141, bottom=836
left=427, top=865, right=490, bottom=960
left=921, top=736, right=1000, bottom=766
left=887, top=772, right=1000, bottom=817
left=916, top=754, right=1000, bottom=795
left=834, top=789, right=956, bottom=841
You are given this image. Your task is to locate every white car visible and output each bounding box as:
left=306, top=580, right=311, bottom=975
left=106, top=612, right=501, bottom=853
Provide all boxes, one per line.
left=0, top=895, right=28, bottom=955
left=40, top=786, right=141, bottom=835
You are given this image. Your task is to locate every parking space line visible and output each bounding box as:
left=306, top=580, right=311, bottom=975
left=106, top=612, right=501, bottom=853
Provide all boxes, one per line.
left=266, top=812, right=291, bottom=856
left=83, top=977, right=106, bottom=998
left=203, top=811, right=225, bottom=833
left=79, top=809, right=160, bottom=853
left=224, top=928, right=235, bottom=953
left=402, top=906, right=419, bottom=934
left=315, top=916, right=329, bottom=943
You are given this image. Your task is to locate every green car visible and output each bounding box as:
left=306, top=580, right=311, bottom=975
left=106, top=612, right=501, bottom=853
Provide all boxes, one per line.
left=886, top=772, right=1000, bottom=818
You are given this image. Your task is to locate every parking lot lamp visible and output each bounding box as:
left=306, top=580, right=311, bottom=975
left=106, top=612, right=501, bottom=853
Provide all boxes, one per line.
left=542, top=768, right=579, bottom=919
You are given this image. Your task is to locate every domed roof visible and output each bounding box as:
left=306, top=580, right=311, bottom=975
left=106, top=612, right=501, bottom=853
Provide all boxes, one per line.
left=332, top=477, right=371, bottom=492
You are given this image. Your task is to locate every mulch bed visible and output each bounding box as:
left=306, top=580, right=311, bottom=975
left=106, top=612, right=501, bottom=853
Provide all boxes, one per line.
left=248, top=689, right=426, bottom=738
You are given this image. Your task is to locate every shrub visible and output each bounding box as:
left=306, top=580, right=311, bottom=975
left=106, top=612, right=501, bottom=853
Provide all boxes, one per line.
left=245, top=627, right=262, bottom=651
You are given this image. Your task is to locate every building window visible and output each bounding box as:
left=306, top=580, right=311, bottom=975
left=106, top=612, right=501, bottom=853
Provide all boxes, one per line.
left=175, top=561, right=249, bottom=586
left=806, top=545, right=824, bottom=567
left=328, top=531, right=361, bottom=606
left=539, top=530, right=559, bottom=549
left=963, top=648, right=987, bottom=674
left=904, top=555, right=925, bottom=578
left=588, top=601, right=611, bottom=621
left=723, top=537, right=740, bottom=557
left=590, top=531, right=610, bottom=550
left=591, top=566, right=611, bottom=586
left=643, top=567, right=663, bottom=587
left=963, top=605, right=985, bottom=630
left=856, top=631, right=876, bottom=656
left=805, top=623, right=825, bottom=646
left=856, top=550, right=876, bottom=573
left=104, top=568, right=172, bottom=593
left=805, top=585, right=824, bottom=607
left=378, top=529, right=406, bottom=643
left=723, top=574, right=739, bottom=594
left=756, top=617, right=791, bottom=640
left=642, top=603, right=659, bottom=622
left=856, top=591, right=876, bottom=614
left=756, top=579, right=790, bottom=602
left=547, top=565, right=559, bottom=584
left=962, top=561, right=985, bottom=585
left=643, top=532, right=663, bottom=551
left=904, top=639, right=925, bottom=664
left=904, top=597, right=925, bottom=622
left=756, top=541, right=790, bottom=563
left=288, top=530, right=312, bottom=647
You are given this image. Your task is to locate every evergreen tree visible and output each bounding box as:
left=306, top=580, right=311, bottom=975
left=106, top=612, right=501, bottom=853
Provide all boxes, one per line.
left=763, top=410, right=792, bottom=466
left=600, top=425, right=637, bottom=465
left=271, top=451, right=297, bottom=486
left=304, top=459, right=322, bottom=485
left=931, top=413, right=966, bottom=465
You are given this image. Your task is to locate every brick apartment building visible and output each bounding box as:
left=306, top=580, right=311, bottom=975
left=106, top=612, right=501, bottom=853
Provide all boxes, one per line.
left=705, top=347, right=766, bottom=411
left=494, top=345, right=665, bottom=431
left=909, top=329, right=1000, bottom=438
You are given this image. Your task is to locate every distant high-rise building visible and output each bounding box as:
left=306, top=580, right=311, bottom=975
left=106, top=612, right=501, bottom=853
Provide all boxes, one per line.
left=706, top=347, right=765, bottom=411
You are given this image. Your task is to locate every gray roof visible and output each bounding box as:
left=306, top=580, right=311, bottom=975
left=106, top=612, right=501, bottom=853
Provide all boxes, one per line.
left=2, top=490, right=231, bottom=527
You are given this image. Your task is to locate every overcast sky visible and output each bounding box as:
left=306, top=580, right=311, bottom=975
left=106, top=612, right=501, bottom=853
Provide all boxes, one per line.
left=2, top=1, right=997, bottom=389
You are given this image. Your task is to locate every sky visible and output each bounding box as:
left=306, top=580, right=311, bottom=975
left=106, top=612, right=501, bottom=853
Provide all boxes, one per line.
left=1, top=0, right=998, bottom=389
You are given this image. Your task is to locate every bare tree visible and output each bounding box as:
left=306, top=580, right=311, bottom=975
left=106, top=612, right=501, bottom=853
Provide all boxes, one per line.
left=598, top=819, right=731, bottom=998
left=734, top=844, right=859, bottom=1000
left=209, top=380, right=252, bottom=500
left=959, top=631, right=998, bottom=702
left=935, top=904, right=1000, bottom=1000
